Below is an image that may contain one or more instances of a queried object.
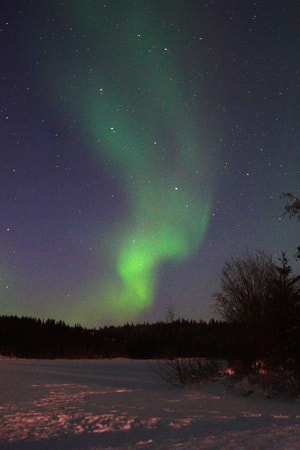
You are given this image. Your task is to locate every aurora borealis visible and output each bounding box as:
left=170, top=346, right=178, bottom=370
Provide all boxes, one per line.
left=1, top=1, right=299, bottom=326
left=59, top=1, right=217, bottom=322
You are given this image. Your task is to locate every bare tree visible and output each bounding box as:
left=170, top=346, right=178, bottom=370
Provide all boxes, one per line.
left=215, top=250, right=300, bottom=377
left=215, top=250, right=276, bottom=325
left=214, top=250, right=278, bottom=370
left=282, top=192, right=300, bottom=221
left=165, top=304, right=176, bottom=323
left=282, top=192, right=300, bottom=258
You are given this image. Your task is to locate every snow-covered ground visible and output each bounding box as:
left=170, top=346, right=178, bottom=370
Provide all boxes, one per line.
left=0, top=359, right=300, bottom=449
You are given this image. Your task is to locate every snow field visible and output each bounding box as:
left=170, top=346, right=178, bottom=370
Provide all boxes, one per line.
left=0, top=359, right=300, bottom=449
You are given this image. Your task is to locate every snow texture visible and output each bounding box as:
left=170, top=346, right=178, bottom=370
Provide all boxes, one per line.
left=0, top=359, right=300, bottom=449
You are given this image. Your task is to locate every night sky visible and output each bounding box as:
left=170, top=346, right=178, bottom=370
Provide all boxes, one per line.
left=1, top=1, right=299, bottom=327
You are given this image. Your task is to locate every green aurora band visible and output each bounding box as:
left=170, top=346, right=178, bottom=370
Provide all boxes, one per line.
left=58, top=2, right=217, bottom=322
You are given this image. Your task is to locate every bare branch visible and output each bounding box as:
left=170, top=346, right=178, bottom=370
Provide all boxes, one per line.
left=281, top=192, right=300, bottom=221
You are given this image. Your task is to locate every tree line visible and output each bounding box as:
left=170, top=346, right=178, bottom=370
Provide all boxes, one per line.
left=0, top=315, right=249, bottom=360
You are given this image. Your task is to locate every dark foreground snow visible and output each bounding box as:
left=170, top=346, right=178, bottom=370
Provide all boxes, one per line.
left=0, top=359, right=300, bottom=449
